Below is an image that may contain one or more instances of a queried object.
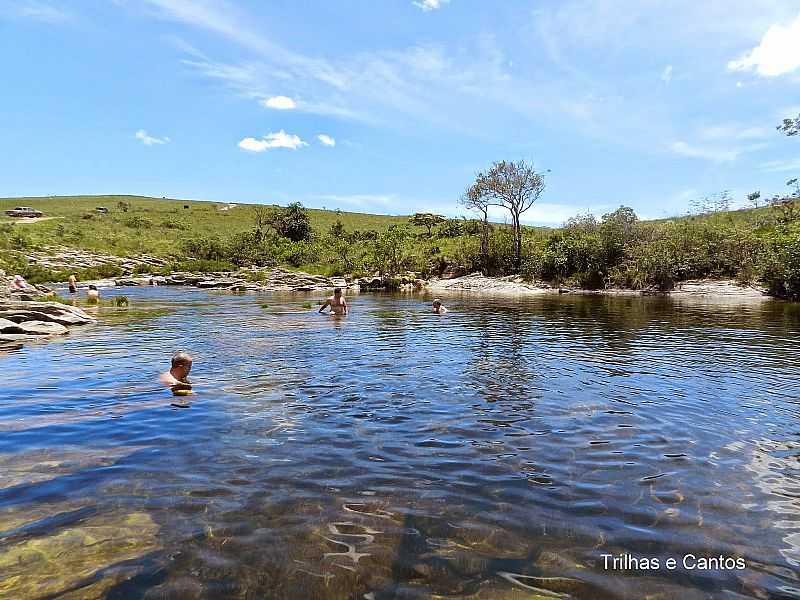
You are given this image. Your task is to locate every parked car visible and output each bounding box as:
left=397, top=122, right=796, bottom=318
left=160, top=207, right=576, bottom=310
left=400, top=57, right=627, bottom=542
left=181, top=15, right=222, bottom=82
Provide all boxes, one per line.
left=4, top=206, right=43, bottom=218
left=95, top=206, right=109, bottom=214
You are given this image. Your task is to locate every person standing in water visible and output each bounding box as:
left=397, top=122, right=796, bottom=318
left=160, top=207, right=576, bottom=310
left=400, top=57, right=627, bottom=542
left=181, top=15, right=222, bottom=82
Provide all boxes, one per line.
left=68, top=274, right=77, bottom=294
left=319, top=287, right=348, bottom=316
left=160, top=351, right=194, bottom=396
left=432, top=299, right=448, bottom=314
left=86, top=284, right=100, bottom=303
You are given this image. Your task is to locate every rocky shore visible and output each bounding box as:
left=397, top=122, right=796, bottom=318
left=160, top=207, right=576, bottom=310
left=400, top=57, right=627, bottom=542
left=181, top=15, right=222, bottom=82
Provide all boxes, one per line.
left=428, top=272, right=771, bottom=300
left=0, top=300, right=95, bottom=349
left=86, top=267, right=424, bottom=293
left=24, top=247, right=169, bottom=272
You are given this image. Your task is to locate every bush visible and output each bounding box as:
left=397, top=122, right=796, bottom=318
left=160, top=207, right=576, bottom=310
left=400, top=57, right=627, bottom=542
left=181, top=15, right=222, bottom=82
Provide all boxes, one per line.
left=761, top=233, right=800, bottom=300
left=180, top=235, right=226, bottom=261
left=124, top=215, right=153, bottom=229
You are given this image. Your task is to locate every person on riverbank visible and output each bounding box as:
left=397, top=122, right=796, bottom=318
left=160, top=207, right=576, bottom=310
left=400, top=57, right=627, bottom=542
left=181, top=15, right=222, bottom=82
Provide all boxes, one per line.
left=68, top=274, right=77, bottom=294
left=319, top=287, right=348, bottom=316
left=160, top=351, right=193, bottom=396
left=86, top=284, right=100, bottom=303
left=432, top=299, right=448, bottom=314
left=10, top=275, right=28, bottom=290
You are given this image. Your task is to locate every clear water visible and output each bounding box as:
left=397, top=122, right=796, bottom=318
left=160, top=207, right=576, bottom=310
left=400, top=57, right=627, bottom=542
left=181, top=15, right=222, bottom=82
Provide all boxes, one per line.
left=1, top=288, right=800, bottom=599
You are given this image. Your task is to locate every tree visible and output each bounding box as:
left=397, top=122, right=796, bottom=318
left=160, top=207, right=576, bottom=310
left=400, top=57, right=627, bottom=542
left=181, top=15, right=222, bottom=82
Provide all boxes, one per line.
left=465, top=160, right=546, bottom=272
left=263, top=202, right=312, bottom=242
left=329, top=219, right=346, bottom=237
left=747, top=191, right=762, bottom=209
left=460, top=190, right=491, bottom=272
left=778, top=114, right=800, bottom=136
left=408, top=213, right=445, bottom=238
left=371, top=225, right=410, bottom=276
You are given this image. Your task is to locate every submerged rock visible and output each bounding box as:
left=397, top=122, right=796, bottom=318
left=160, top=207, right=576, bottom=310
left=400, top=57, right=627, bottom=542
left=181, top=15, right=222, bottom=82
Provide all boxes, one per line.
left=0, top=511, right=160, bottom=599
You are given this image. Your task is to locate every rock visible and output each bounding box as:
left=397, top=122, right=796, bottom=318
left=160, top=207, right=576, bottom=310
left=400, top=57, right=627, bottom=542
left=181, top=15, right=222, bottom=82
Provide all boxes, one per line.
left=197, top=279, right=244, bottom=289
left=0, top=301, right=95, bottom=324
left=114, top=277, right=144, bottom=286
left=0, top=309, right=89, bottom=326
left=0, top=318, right=22, bottom=333
left=16, top=320, right=69, bottom=336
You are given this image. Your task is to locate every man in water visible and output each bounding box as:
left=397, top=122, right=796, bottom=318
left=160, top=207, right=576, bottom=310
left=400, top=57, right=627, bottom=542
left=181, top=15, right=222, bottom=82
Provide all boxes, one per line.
left=319, top=287, right=348, bottom=316
left=86, top=284, right=100, bottom=303
left=160, top=351, right=193, bottom=396
left=432, top=299, right=448, bottom=314
left=68, top=274, right=77, bottom=294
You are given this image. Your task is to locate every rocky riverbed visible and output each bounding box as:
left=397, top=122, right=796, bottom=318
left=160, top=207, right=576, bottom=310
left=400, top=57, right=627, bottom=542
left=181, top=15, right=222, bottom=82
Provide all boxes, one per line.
left=0, top=300, right=95, bottom=349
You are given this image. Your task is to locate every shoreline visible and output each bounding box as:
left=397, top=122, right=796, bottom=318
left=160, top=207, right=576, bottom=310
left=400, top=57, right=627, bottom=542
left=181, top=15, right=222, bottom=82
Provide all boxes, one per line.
left=71, top=270, right=774, bottom=302
left=427, top=273, right=771, bottom=300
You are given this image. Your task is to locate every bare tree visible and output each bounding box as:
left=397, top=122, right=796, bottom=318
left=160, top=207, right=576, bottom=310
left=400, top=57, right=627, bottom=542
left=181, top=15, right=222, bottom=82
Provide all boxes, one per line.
left=460, top=189, right=490, bottom=272
left=465, top=160, right=546, bottom=272
left=253, top=205, right=271, bottom=239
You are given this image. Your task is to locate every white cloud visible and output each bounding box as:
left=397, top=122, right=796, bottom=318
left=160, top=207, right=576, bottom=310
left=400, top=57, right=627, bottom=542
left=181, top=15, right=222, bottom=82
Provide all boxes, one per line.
left=135, top=129, right=170, bottom=145
left=261, top=95, right=296, bottom=110
left=413, top=0, right=448, bottom=12
left=759, top=158, right=800, bottom=173
left=727, top=13, right=800, bottom=77
left=670, top=141, right=740, bottom=163
left=660, top=65, right=673, bottom=83
left=317, top=134, right=336, bottom=147
left=238, top=130, right=307, bottom=152
left=697, top=124, right=771, bottom=141
left=7, top=1, right=73, bottom=23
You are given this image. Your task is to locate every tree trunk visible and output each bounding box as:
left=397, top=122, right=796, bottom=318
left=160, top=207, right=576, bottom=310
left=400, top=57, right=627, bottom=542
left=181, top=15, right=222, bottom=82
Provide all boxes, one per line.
left=512, top=212, right=522, bottom=272
left=480, top=212, right=489, bottom=274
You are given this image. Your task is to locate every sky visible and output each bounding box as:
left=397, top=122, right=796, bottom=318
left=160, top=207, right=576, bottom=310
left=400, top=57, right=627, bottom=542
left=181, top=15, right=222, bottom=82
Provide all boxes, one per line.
left=1, top=0, right=799, bottom=225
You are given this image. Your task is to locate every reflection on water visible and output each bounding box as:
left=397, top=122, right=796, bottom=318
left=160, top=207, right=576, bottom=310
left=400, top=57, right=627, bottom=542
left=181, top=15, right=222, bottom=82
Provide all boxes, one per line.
left=1, top=287, right=799, bottom=599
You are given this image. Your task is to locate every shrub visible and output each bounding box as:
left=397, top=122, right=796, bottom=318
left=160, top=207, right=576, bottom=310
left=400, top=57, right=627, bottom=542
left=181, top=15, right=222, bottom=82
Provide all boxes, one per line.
left=124, top=215, right=153, bottom=229
left=761, top=233, right=800, bottom=300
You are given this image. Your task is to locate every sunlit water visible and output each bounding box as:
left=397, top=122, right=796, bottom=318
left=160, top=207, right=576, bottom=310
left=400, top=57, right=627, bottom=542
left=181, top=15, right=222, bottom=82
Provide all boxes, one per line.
left=1, top=287, right=800, bottom=599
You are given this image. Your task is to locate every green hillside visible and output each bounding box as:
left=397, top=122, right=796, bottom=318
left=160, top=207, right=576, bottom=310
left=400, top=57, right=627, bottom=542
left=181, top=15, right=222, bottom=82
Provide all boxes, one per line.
left=1, top=194, right=799, bottom=300
left=0, top=195, right=411, bottom=257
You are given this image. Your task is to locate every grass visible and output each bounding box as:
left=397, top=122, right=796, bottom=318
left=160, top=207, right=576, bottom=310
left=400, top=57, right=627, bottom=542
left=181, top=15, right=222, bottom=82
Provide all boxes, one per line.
left=0, top=195, right=414, bottom=258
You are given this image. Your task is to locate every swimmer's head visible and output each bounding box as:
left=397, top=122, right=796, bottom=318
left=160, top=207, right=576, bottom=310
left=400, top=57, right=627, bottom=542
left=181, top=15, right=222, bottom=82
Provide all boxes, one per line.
left=88, top=284, right=97, bottom=290
left=433, top=299, right=442, bottom=308
left=171, top=351, right=193, bottom=377
left=334, top=287, right=342, bottom=296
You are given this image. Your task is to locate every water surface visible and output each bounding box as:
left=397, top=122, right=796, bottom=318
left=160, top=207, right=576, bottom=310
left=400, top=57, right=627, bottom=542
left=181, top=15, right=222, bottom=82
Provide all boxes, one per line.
left=1, top=288, right=799, bottom=599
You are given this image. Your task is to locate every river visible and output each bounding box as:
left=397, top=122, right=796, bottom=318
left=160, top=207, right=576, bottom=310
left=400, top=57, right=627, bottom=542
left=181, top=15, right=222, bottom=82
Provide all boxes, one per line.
left=1, top=287, right=799, bottom=599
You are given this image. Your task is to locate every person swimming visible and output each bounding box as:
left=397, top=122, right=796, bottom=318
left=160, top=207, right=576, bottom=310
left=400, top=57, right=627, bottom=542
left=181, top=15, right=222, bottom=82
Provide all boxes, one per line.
left=432, top=299, right=448, bottom=314
left=86, top=284, right=100, bottom=303
left=318, top=287, right=348, bottom=316
left=160, top=351, right=193, bottom=398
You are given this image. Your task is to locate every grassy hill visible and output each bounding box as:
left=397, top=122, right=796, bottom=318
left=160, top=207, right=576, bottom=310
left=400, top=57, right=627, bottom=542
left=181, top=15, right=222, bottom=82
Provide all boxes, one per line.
left=1, top=194, right=798, bottom=300
left=0, top=195, right=412, bottom=257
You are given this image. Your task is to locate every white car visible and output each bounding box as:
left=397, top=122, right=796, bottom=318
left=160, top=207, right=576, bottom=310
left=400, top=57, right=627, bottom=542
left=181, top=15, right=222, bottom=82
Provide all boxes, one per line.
left=4, top=206, right=43, bottom=218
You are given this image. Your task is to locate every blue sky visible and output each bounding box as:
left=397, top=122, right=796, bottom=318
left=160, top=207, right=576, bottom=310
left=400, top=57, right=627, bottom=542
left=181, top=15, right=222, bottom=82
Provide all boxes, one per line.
left=1, top=0, right=799, bottom=224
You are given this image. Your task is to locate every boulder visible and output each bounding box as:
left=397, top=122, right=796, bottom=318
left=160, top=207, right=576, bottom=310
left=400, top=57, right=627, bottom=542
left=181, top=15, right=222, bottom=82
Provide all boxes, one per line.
left=197, top=279, right=244, bottom=289
left=0, top=318, right=67, bottom=336
left=0, top=318, right=22, bottom=333
left=0, top=309, right=90, bottom=326
left=16, top=320, right=69, bottom=336
left=0, top=301, right=95, bottom=325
